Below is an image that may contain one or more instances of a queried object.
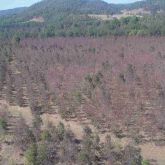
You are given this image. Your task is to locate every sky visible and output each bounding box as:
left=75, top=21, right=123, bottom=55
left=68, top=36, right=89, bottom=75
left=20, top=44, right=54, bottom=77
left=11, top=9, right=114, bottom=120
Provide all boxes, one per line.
left=0, top=0, right=142, bottom=10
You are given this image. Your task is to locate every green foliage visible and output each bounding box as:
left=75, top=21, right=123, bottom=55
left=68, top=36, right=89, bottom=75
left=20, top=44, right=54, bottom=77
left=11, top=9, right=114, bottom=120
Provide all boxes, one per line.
left=85, top=72, right=103, bottom=89
left=142, top=160, right=150, bottom=165
left=36, top=143, right=47, bottom=165
left=1, top=2, right=165, bottom=39
left=74, top=91, right=83, bottom=104
left=40, top=130, right=51, bottom=141
left=78, top=128, right=101, bottom=165
left=0, top=118, right=7, bottom=130
left=78, top=150, right=91, bottom=165
left=32, top=114, right=42, bottom=141
left=33, top=115, right=42, bottom=131
left=25, top=143, right=37, bottom=165
left=15, top=116, right=144, bottom=165
left=57, top=122, right=65, bottom=141
left=0, top=0, right=165, bottom=38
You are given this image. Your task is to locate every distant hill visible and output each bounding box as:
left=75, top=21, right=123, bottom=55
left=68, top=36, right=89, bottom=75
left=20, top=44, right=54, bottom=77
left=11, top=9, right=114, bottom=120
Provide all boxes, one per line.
left=122, top=0, right=165, bottom=13
left=0, top=7, right=27, bottom=16
left=1, top=0, right=165, bottom=19
left=22, top=0, right=165, bottom=18
left=21, top=0, right=121, bottom=21
left=0, top=0, right=165, bottom=38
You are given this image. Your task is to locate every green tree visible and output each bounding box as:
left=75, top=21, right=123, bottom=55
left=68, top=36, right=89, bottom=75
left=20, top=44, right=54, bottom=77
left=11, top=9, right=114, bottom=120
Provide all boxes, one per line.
left=25, top=143, right=37, bottom=165
left=142, top=160, right=150, bottom=165
left=36, top=142, right=47, bottom=165
left=57, top=122, right=65, bottom=141
left=0, top=118, right=7, bottom=130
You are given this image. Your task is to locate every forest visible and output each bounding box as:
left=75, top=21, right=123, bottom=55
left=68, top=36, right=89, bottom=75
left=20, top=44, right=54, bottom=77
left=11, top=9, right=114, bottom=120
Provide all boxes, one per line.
left=0, top=14, right=165, bottom=39
left=0, top=0, right=165, bottom=39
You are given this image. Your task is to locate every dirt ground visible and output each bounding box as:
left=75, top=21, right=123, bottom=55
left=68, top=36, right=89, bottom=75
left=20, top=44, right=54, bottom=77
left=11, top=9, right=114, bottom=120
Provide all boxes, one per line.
left=140, top=143, right=165, bottom=165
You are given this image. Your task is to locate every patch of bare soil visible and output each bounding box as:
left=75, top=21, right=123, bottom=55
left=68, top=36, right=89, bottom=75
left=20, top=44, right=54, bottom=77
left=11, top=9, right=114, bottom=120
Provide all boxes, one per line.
left=29, top=16, right=44, bottom=23
left=0, top=142, right=24, bottom=165
left=140, top=143, right=165, bottom=165
left=88, top=8, right=150, bottom=21
left=0, top=100, right=33, bottom=127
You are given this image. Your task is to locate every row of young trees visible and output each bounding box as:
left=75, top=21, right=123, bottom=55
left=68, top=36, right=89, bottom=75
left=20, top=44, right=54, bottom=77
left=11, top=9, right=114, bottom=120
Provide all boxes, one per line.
left=1, top=37, right=165, bottom=135
left=0, top=101, right=145, bottom=165
left=0, top=37, right=165, bottom=161
left=11, top=114, right=144, bottom=165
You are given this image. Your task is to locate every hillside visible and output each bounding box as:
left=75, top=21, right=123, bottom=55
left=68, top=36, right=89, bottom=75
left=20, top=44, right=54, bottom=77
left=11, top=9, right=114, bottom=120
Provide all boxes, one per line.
left=26, top=0, right=116, bottom=15
left=0, top=0, right=165, bottom=39
left=1, top=0, right=165, bottom=18
left=0, top=36, right=165, bottom=164
left=0, top=0, right=165, bottom=164
left=0, top=7, right=27, bottom=16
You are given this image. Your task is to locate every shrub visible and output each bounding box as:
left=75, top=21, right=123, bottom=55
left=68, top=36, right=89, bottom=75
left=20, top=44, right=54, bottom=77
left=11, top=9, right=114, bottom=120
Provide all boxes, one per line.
left=0, top=118, right=7, bottom=130
left=142, top=160, right=150, bottom=165
left=14, top=117, right=35, bottom=150
left=78, top=151, right=91, bottom=165
left=74, top=91, right=82, bottom=104
left=41, top=130, right=51, bottom=141
left=36, top=142, right=47, bottom=165
left=25, top=143, right=37, bottom=165
left=122, top=145, right=142, bottom=165
left=57, top=122, right=65, bottom=141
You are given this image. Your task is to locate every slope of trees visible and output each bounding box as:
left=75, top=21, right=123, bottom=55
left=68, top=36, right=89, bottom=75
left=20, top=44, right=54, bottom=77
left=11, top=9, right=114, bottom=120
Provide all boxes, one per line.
left=1, top=14, right=165, bottom=39
left=0, top=0, right=165, bottom=39
left=0, top=106, right=143, bottom=165
left=0, top=34, right=165, bottom=165
left=0, top=37, right=165, bottom=141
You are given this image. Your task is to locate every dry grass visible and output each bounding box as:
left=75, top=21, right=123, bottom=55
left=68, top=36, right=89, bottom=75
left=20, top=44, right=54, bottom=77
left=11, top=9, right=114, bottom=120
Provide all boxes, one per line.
left=41, top=113, right=96, bottom=139
left=88, top=8, right=150, bottom=21
left=140, top=143, right=165, bottom=165
left=8, top=106, right=33, bottom=127
left=0, top=100, right=33, bottom=126
left=0, top=143, right=24, bottom=165
left=29, top=16, right=44, bottom=23
left=121, top=8, right=151, bottom=15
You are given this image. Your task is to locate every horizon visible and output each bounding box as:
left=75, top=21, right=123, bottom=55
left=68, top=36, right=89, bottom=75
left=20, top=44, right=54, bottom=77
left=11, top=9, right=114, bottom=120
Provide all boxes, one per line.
left=0, top=0, right=143, bottom=11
